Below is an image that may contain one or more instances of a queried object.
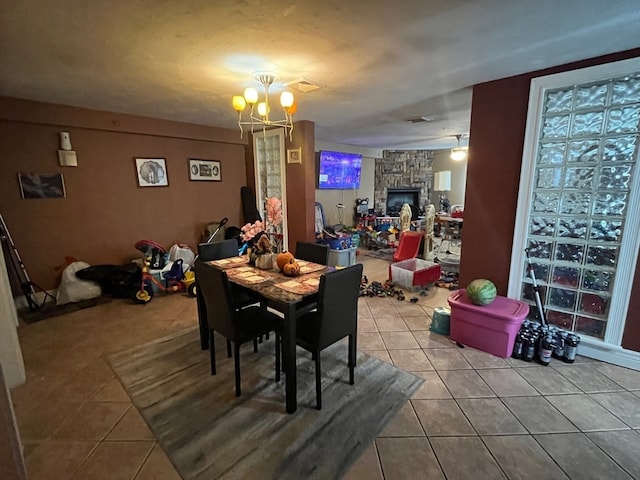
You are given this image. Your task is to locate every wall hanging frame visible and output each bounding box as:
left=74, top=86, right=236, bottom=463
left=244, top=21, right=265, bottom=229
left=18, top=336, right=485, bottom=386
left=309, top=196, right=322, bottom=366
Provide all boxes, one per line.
left=135, top=158, right=169, bottom=187
left=18, top=173, right=66, bottom=198
left=287, top=147, right=302, bottom=164
left=188, top=158, right=221, bottom=181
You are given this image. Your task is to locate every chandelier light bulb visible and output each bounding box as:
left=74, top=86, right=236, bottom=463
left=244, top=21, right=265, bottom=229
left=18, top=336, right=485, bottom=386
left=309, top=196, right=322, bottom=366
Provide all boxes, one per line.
left=280, top=91, right=294, bottom=108
left=286, top=101, right=298, bottom=115
left=232, top=95, right=247, bottom=112
left=244, top=87, right=258, bottom=104
left=257, top=102, right=268, bottom=117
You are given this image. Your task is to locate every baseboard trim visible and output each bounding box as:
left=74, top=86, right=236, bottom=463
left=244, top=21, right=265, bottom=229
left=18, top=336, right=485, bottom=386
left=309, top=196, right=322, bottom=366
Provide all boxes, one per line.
left=13, top=289, right=57, bottom=311
left=579, top=337, right=640, bottom=371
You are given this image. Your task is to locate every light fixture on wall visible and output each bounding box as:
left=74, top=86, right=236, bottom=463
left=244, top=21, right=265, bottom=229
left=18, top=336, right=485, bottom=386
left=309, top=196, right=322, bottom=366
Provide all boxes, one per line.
left=434, top=170, right=451, bottom=213
left=232, top=72, right=296, bottom=140
left=58, top=131, right=78, bottom=167
left=450, top=134, right=468, bottom=161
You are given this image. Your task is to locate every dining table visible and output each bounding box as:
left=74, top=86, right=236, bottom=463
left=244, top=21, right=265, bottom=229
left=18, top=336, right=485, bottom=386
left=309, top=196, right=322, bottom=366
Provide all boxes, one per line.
left=206, top=255, right=329, bottom=413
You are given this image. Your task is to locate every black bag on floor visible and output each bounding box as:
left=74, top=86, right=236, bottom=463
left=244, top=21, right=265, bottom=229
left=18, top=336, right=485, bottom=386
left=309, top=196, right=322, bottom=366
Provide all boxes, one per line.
left=76, top=264, right=142, bottom=298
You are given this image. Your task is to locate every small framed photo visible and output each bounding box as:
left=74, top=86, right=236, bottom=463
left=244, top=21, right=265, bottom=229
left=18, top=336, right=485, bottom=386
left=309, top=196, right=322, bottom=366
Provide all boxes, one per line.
left=135, top=158, right=169, bottom=187
left=18, top=173, right=66, bottom=199
left=287, top=147, right=302, bottom=164
left=189, top=158, right=221, bottom=181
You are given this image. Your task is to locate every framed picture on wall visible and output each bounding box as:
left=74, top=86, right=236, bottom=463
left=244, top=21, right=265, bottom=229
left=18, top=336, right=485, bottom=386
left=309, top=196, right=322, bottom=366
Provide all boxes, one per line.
left=287, top=147, right=302, bottom=164
left=188, top=158, right=221, bottom=181
left=135, top=158, right=169, bottom=187
left=18, top=173, right=66, bottom=198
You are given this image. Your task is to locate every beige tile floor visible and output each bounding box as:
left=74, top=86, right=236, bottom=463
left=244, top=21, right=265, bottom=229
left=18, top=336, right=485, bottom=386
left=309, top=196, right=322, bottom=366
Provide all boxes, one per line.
left=10, top=251, right=640, bottom=479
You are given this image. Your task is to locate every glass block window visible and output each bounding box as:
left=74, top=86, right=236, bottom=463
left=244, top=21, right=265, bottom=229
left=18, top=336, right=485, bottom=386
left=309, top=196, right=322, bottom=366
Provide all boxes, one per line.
left=522, top=72, right=640, bottom=340
left=254, top=130, right=287, bottom=252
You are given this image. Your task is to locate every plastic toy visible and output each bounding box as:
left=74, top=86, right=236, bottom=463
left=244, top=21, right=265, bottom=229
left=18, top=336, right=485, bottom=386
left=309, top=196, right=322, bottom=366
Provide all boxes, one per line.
left=133, top=257, right=196, bottom=304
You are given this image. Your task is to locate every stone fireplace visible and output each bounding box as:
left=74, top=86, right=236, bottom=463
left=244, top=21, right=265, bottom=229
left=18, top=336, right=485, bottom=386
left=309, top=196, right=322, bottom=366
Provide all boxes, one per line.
left=374, top=150, right=434, bottom=215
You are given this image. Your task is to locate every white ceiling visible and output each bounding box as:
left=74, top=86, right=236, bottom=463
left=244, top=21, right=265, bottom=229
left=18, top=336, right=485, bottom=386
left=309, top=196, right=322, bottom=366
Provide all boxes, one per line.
left=1, top=0, right=639, bottom=150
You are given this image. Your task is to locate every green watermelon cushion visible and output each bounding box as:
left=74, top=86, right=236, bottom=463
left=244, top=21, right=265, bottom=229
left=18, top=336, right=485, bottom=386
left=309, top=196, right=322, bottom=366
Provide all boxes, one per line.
left=466, top=279, right=497, bottom=306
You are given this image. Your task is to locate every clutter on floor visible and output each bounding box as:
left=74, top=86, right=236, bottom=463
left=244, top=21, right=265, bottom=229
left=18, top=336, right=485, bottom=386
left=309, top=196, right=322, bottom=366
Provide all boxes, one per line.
left=359, top=276, right=424, bottom=302
left=436, top=270, right=459, bottom=290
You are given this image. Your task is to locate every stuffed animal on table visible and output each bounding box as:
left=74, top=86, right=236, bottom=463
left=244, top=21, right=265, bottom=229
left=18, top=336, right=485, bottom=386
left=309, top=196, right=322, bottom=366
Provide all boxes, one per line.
left=248, top=231, right=274, bottom=269
left=253, top=232, right=273, bottom=254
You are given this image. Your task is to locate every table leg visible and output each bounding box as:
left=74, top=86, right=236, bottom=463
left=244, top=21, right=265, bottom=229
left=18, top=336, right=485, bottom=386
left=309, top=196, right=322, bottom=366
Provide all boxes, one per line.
left=283, top=303, right=297, bottom=413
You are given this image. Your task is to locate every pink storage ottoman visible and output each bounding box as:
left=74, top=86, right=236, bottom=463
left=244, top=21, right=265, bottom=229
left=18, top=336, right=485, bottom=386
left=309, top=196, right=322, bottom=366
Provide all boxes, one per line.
left=389, top=259, right=441, bottom=291
left=447, top=289, right=528, bottom=357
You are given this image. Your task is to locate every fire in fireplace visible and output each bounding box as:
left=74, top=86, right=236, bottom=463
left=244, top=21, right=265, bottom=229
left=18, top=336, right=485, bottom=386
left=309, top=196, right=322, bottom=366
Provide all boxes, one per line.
left=386, top=188, right=420, bottom=216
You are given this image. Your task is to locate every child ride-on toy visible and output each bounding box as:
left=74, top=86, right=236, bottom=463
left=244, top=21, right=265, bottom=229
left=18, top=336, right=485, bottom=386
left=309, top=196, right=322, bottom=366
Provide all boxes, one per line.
left=133, top=256, right=197, bottom=304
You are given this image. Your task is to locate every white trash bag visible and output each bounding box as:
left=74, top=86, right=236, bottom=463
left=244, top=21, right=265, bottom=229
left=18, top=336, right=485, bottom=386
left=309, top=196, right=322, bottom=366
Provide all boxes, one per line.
left=168, top=243, right=195, bottom=271
left=56, top=261, right=102, bottom=305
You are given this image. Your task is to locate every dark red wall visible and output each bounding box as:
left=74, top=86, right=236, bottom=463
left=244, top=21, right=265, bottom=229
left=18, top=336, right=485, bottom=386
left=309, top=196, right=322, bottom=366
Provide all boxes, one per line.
left=461, top=48, right=640, bottom=352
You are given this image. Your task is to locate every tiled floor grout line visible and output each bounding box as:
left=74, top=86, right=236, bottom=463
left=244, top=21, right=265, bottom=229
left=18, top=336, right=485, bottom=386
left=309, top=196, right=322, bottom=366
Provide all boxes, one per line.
left=382, top=319, right=607, bottom=480
left=14, top=259, right=640, bottom=480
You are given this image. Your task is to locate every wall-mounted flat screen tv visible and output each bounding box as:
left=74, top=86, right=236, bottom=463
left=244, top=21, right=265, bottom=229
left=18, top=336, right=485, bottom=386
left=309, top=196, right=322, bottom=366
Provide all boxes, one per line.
left=317, top=150, right=362, bottom=189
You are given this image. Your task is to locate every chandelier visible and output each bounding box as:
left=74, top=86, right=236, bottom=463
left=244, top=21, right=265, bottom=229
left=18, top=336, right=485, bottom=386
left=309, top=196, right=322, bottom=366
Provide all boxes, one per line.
left=232, top=73, right=296, bottom=140
left=450, top=134, right=468, bottom=161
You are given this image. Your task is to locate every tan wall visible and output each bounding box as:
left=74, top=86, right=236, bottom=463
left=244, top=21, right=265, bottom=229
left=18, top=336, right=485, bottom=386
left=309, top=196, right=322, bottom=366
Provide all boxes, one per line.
left=431, top=150, right=467, bottom=209
left=0, top=97, right=249, bottom=292
left=461, top=48, right=640, bottom=352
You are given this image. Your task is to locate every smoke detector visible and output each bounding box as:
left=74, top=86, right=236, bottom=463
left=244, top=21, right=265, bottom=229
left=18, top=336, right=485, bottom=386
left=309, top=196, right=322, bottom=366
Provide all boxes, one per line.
left=285, top=78, right=323, bottom=93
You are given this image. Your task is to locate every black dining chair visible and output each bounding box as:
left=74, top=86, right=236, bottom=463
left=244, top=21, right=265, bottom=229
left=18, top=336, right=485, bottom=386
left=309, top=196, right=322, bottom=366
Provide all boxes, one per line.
left=295, top=241, right=329, bottom=265
left=295, top=263, right=363, bottom=409
left=292, top=241, right=330, bottom=318
left=196, top=239, right=260, bottom=351
left=195, top=261, right=281, bottom=397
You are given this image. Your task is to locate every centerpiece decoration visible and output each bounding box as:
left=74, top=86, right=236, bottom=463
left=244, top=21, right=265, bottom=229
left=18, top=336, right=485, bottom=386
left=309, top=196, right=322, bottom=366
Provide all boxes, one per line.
left=241, top=220, right=274, bottom=269
left=276, top=251, right=301, bottom=277
left=264, top=196, right=284, bottom=253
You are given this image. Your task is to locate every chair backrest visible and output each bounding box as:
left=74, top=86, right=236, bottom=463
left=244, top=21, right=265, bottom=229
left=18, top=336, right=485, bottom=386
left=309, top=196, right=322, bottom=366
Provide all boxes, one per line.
left=425, top=204, right=436, bottom=233
left=315, top=263, right=363, bottom=349
left=295, top=241, right=329, bottom=265
left=198, top=239, right=239, bottom=261
left=194, top=262, right=237, bottom=338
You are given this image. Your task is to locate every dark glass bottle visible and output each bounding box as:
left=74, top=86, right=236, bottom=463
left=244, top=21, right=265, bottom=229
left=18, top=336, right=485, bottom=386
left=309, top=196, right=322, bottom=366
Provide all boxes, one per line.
left=538, top=335, right=553, bottom=366
left=512, top=333, right=524, bottom=359
left=524, top=334, right=536, bottom=362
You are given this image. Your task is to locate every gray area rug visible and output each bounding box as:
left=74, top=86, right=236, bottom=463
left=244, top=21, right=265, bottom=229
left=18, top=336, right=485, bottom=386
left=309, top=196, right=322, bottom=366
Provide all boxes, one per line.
left=108, top=328, right=422, bottom=480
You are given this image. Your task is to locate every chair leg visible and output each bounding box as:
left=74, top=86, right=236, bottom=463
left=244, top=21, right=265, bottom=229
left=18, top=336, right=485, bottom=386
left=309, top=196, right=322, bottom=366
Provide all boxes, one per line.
left=197, top=291, right=209, bottom=350
left=253, top=338, right=258, bottom=352
left=315, top=350, right=322, bottom=410
left=209, top=330, right=216, bottom=376
left=234, top=341, right=241, bottom=397
left=348, top=333, right=356, bottom=385
left=275, top=333, right=281, bottom=382
left=227, top=339, right=232, bottom=358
